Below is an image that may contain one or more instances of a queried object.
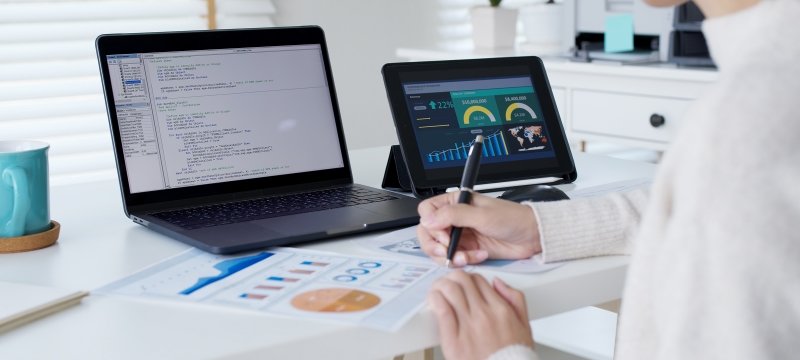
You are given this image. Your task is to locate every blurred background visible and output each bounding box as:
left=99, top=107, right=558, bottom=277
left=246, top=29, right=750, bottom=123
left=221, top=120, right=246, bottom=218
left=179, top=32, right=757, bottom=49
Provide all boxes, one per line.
left=0, top=0, right=691, bottom=185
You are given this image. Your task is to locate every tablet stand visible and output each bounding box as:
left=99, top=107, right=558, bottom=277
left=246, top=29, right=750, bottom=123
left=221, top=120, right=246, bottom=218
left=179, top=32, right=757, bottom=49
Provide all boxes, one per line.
left=381, top=145, right=445, bottom=198
left=382, top=145, right=578, bottom=199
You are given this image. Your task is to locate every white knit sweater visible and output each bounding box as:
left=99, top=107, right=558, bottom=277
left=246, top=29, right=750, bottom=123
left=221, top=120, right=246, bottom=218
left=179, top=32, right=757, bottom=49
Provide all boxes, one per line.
left=492, top=1, right=800, bottom=359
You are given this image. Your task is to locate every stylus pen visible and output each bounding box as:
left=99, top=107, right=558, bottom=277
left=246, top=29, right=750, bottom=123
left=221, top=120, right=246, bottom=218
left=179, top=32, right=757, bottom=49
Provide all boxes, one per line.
left=445, top=135, right=484, bottom=268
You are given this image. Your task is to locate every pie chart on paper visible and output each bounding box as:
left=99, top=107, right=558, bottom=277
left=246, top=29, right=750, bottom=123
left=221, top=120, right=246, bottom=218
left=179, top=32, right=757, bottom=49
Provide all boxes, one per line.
left=291, top=288, right=381, bottom=312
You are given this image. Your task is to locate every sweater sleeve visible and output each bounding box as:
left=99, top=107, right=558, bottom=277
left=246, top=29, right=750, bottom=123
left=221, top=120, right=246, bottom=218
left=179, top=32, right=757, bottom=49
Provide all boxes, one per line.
left=487, top=344, right=540, bottom=360
left=523, top=188, right=648, bottom=263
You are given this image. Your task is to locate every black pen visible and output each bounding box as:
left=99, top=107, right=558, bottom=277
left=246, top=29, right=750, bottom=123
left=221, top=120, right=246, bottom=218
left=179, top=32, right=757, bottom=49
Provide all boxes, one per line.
left=445, top=134, right=484, bottom=268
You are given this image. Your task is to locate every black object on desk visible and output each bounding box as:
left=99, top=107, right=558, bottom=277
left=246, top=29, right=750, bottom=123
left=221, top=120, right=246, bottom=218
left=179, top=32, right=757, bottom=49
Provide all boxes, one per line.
left=96, top=27, right=422, bottom=255
left=381, top=57, right=577, bottom=199
left=498, top=184, right=569, bottom=203
left=669, top=2, right=715, bottom=68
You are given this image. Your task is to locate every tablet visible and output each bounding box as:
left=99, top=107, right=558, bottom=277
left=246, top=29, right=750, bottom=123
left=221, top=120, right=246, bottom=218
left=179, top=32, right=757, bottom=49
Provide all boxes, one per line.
left=382, top=57, right=576, bottom=196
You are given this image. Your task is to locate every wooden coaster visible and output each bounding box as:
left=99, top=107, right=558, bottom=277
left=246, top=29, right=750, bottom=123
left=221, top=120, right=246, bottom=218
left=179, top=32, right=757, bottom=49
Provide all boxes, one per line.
left=0, top=221, right=60, bottom=254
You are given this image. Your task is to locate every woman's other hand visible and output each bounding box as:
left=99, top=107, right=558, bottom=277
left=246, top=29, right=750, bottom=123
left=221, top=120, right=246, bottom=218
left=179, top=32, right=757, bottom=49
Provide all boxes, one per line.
left=428, top=271, right=535, bottom=360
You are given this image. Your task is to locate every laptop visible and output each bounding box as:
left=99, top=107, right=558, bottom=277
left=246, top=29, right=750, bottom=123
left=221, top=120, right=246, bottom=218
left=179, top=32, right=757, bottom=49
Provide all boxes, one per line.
left=96, top=26, right=420, bottom=254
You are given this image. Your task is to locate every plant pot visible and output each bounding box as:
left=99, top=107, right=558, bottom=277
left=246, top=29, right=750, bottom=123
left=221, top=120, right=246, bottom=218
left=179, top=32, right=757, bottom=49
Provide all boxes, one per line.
left=519, top=3, right=564, bottom=54
left=470, top=6, right=518, bottom=49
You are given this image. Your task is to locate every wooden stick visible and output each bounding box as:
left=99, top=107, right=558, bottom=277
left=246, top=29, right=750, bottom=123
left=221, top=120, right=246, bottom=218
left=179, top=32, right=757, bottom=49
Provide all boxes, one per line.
left=206, top=0, right=217, bottom=30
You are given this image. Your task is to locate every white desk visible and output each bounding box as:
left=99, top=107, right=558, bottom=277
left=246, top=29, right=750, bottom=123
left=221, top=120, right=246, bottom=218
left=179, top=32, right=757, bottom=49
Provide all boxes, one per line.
left=0, top=146, right=655, bottom=359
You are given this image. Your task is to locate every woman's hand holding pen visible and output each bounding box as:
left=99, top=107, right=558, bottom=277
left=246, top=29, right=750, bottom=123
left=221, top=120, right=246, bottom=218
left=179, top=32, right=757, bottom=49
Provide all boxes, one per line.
left=417, top=192, right=542, bottom=267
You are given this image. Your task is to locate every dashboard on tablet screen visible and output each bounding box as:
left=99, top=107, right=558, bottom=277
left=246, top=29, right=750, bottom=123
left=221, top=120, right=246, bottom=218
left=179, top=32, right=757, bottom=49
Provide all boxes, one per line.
left=402, top=76, right=556, bottom=170
left=383, top=57, right=575, bottom=191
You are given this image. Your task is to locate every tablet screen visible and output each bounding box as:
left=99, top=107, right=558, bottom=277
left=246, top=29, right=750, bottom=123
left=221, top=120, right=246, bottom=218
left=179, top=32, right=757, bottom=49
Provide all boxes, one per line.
left=383, top=57, right=575, bottom=191
left=403, top=76, right=556, bottom=170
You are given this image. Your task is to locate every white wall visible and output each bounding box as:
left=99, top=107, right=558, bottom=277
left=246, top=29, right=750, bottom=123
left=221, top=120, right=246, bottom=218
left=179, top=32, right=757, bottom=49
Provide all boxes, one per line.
left=273, top=0, right=440, bottom=149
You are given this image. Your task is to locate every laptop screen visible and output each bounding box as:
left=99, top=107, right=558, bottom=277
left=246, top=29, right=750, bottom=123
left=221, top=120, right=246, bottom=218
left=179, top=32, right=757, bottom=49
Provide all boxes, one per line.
left=105, top=44, right=344, bottom=194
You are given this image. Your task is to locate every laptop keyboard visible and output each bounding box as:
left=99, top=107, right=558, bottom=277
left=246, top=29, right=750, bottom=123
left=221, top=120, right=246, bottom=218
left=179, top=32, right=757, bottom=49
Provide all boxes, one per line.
left=151, top=187, right=399, bottom=230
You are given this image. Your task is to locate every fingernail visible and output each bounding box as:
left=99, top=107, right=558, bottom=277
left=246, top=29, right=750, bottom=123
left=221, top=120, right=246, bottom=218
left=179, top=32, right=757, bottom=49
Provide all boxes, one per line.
left=454, top=253, right=467, bottom=267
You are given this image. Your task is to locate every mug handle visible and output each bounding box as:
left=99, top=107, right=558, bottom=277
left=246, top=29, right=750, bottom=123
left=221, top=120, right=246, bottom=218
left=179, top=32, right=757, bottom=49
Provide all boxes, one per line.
left=2, top=166, right=30, bottom=237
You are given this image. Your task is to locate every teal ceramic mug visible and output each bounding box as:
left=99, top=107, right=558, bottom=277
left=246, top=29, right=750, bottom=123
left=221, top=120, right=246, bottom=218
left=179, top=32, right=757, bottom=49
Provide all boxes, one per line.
left=0, top=140, right=50, bottom=238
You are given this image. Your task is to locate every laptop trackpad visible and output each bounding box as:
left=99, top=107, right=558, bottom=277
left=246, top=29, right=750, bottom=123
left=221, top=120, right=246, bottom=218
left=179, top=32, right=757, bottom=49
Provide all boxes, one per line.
left=253, top=207, right=386, bottom=234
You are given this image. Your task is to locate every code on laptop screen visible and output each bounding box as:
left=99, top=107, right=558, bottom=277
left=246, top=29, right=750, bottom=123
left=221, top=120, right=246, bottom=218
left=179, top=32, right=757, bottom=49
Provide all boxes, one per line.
left=106, top=45, right=344, bottom=194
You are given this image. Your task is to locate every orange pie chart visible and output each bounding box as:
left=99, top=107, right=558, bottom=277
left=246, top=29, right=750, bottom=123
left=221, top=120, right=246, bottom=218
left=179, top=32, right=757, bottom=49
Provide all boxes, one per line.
left=291, top=288, right=381, bottom=312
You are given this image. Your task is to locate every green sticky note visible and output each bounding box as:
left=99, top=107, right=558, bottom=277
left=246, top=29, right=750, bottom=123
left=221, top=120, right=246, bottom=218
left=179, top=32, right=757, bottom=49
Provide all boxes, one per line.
left=605, top=14, right=634, bottom=53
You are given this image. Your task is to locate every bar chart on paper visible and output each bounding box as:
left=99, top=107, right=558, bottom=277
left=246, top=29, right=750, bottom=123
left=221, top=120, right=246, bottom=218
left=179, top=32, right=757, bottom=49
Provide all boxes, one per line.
left=96, top=248, right=446, bottom=330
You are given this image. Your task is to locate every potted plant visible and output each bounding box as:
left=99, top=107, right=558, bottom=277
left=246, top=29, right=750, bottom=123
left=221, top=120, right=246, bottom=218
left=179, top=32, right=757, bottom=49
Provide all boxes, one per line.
left=519, top=0, right=564, bottom=54
left=471, top=0, right=518, bottom=49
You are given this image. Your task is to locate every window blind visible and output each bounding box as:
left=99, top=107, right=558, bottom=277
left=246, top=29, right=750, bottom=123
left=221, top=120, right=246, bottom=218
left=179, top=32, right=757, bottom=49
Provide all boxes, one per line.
left=0, top=0, right=275, bottom=186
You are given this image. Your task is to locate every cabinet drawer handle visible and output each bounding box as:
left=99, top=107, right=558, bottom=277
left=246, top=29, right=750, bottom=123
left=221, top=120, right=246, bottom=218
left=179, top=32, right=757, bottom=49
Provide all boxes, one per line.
left=650, top=113, right=666, bottom=128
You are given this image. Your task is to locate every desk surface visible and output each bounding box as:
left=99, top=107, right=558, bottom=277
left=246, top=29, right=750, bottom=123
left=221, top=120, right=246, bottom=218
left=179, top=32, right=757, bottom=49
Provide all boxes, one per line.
left=0, top=146, right=655, bottom=360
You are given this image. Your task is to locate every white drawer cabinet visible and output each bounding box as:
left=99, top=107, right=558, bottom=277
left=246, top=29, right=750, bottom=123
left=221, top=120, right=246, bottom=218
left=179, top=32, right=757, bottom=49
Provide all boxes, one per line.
left=571, top=90, right=691, bottom=144
left=396, top=48, right=718, bottom=151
